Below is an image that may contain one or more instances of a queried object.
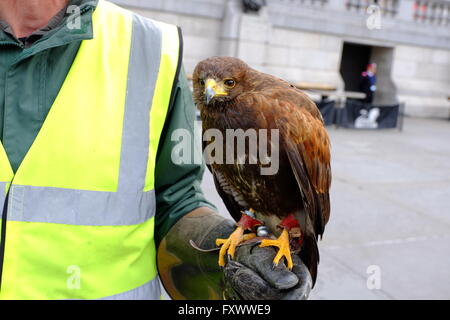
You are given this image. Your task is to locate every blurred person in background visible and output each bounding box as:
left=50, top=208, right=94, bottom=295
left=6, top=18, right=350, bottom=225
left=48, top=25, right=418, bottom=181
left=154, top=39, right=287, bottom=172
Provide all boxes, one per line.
left=359, top=63, right=377, bottom=104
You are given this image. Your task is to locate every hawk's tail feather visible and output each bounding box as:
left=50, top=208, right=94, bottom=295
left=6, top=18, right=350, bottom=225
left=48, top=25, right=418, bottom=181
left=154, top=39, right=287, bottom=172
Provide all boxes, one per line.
left=300, top=234, right=320, bottom=287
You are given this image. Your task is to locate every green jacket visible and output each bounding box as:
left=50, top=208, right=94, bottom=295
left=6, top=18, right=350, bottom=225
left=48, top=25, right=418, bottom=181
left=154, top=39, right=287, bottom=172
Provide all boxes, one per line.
left=0, top=0, right=213, bottom=244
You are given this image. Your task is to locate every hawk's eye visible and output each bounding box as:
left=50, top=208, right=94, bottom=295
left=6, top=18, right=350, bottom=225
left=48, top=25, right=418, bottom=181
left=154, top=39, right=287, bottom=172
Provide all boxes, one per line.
left=223, top=79, right=235, bottom=88
left=199, top=79, right=205, bottom=86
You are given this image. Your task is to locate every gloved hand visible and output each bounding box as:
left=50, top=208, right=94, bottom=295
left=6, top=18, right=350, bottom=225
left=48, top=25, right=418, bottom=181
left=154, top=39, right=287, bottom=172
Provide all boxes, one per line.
left=158, top=208, right=312, bottom=300
left=223, top=243, right=312, bottom=300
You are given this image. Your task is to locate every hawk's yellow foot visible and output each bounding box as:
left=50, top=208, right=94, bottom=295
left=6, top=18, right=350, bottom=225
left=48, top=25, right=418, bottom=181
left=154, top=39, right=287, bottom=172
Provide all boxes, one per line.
left=259, top=228, right=293, bottom=270
left=259, top=213, right=302, bottom=270
left=216, top=211, right=262, bottom=267
left=216, top=227, right=256, bottom=267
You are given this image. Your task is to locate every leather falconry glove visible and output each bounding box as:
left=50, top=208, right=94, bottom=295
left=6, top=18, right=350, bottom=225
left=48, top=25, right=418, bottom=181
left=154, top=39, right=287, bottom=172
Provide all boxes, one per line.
left=157, top=209, right=312, bottom=300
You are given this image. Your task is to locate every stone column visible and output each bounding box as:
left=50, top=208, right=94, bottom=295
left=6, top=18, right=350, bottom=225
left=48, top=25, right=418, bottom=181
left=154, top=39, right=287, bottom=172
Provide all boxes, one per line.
left=220, top=0, right=242, bottom=57
left=371, top=47, right=399, bottom=105
left=219, top=0, right=272, bottom=70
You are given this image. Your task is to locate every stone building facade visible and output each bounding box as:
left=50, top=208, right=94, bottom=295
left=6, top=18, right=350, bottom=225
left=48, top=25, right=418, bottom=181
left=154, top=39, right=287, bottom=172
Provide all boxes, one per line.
left=112, top=0, right=450, bottom=119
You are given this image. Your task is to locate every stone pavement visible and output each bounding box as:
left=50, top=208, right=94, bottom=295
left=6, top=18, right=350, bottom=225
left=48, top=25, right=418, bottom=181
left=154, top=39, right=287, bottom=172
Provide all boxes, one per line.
left=200, top=117, right=450, bottom=300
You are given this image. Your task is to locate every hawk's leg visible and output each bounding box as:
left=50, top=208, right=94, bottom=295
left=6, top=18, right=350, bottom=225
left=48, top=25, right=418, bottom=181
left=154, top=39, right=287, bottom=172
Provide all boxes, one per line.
left=216, top=210, right=262, bottom=267
left=259, top=213, right=301, bottom=270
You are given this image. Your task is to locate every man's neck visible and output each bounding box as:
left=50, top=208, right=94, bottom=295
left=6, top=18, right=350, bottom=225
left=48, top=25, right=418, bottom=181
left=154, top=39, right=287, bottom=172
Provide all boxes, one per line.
left=0, top=0, right=69, bottom=38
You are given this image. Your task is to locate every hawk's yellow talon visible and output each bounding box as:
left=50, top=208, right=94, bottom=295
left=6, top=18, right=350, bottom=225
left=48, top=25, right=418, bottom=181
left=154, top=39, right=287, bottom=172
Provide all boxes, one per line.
left=216, top=227, right=256, bottom=267
left=259, top=228, right=293, bottom=270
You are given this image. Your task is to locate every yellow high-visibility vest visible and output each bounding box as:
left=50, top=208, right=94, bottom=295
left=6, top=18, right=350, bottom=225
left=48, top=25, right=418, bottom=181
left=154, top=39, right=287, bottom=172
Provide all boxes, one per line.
left=0, top=0, right=182, bottom=299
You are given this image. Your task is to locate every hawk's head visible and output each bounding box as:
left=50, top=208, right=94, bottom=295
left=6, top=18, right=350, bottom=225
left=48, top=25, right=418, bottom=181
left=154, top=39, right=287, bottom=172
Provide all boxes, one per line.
left=193, top=56, right=250, bottom=109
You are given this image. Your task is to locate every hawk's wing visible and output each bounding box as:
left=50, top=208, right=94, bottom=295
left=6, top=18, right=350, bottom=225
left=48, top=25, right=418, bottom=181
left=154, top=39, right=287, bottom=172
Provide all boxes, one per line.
left=273, top=97, right=331, bottom=238
left=232, top=84, right=331, bottom=238
left=255, top=91, right=331, bottom=284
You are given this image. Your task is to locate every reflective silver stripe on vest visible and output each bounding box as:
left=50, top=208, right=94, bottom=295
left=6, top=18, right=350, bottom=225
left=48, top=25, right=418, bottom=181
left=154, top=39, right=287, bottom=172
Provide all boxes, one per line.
left=7, top=185, right=155, bottom=225
left=0, top=181, right=7, bottom=206
left=7, top=16, right=164, bottom=226
left=118, top=14, right=162, bottom=192
left=100, top=277, right=161, bottom=300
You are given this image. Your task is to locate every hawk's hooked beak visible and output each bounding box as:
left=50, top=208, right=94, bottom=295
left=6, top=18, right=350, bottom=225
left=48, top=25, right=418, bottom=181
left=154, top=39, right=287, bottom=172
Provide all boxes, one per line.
left=205, top=86, right=215, bottom=105
left=205, top=79, right=227, bottom=105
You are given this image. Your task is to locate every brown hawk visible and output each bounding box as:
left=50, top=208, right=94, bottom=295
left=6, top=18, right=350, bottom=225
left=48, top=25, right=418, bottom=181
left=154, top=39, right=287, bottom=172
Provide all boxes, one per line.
left=193, top=57, right=331, bottom=284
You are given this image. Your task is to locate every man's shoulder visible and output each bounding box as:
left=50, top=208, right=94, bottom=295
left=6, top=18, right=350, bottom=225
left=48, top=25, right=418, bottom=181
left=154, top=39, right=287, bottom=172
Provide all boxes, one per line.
left=103, top=1, right=179, bottom=32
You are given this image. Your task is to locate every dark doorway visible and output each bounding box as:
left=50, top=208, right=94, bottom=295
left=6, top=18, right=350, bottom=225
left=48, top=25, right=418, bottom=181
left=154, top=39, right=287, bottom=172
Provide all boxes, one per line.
left=340, top=42, right=372, bottom=92
left=339, top=42, right=397, bottom=105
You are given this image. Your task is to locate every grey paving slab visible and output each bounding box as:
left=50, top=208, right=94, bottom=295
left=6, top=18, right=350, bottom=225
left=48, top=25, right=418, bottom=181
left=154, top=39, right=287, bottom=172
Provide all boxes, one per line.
left=308, top=248, right=394, bottom=300
left=320, top=179, right=450, bottom=247
left=317, top=238, right=450, bottom=300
